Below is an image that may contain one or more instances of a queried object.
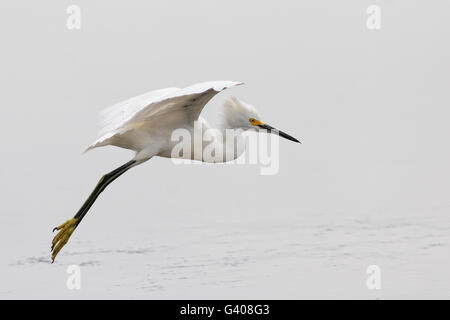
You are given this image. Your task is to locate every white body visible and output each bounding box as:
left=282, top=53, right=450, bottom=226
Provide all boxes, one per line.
left=51, top=80, right=275, bottom=262
left=86, top=81, right=260, bottom=163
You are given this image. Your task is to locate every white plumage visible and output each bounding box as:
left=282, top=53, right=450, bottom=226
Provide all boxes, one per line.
left=51, top=80, right=300, bottom=262
left=87, top=80, right=243, bottom=156
left=220, top=96, right=261, bottom=129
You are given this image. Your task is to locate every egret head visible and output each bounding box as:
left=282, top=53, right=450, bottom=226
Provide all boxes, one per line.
left=221, top=96, right=301, bottom=143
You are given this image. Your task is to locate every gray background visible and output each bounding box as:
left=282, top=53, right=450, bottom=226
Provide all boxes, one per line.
left=1, top=0, right=449, bottom=298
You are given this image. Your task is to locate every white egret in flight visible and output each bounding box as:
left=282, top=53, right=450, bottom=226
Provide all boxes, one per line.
left=51, top=80, right=300, bottom=262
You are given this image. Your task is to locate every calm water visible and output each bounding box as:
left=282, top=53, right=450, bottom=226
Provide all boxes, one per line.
left=2, top=211, right=449, bottom=299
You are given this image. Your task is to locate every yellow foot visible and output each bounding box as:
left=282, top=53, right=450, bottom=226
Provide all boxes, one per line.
left=51, top=218, right=77, bottom=263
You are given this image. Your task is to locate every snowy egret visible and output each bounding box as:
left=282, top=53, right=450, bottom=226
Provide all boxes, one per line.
left=51, top=80, right=300, bottom=262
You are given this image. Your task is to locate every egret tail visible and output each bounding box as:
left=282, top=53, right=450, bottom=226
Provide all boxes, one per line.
left=51, top=159, right=137, bottom=262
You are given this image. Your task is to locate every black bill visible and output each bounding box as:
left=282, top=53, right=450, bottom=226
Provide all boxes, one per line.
left=258, top=123, right=301, bottom=143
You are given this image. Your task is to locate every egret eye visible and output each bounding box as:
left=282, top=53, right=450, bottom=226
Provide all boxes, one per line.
left=249, top=118, right=255, bottom=124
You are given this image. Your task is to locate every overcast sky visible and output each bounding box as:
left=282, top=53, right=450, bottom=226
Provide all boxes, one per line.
left=1, top=0, right=449, bottom=240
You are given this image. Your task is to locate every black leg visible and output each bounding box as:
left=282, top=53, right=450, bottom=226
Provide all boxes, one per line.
left=73, top=160, right=137, bottom=226
left=51, top=159, right=137, bottom=262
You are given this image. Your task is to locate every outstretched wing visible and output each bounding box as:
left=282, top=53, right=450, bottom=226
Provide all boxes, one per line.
left=87, top=80, right=243, bottom=151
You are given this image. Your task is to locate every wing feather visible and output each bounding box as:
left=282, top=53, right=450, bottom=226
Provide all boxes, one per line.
left=87, top=80, right=243, bottom=151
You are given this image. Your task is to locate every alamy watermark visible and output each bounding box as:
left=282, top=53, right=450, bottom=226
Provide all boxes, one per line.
left=66, top=265, right=81, bottom=290
left=366, top=5, right=381, bottom=30
left=170, top=121, right=280, bottom=175
left=366, top=265, right=381, bottom=290
left=66, top=5, right=81, bottom=30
